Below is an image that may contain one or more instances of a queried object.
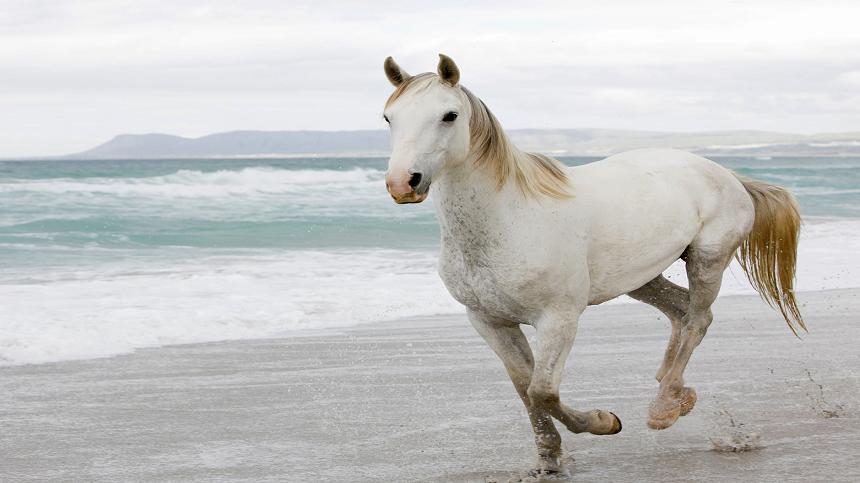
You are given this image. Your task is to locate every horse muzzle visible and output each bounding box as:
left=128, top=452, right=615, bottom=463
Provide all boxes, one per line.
left=386, top=171, right=430, bottom=204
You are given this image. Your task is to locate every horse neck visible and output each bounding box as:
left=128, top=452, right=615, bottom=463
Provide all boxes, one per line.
left=432, top=149, right=526, bottom=243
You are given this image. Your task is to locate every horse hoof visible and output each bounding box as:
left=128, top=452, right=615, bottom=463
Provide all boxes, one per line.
left=647, top=400, right=681, bottom=430
left=679, top=387, right=697, bottom=417
left=518, top=466, right=570, bottom=482
left=589, top=410, right=623, bottom=435
left=532, top=454, right=562, bottom=473
left=606, top=411, right=622, bottom=434
left=527, top=468, right=561, bottom=477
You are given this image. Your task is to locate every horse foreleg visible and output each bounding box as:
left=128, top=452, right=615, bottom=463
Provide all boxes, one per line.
left=527, top=310, right=622, bottom=437
left=627, top=275, right=689, bottom=382
left=647, top=250, right=730, bottom=430
left=467, top=310, right=563, bottom=473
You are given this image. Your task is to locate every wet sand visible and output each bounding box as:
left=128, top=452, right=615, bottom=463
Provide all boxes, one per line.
left=2, top=289, right=858, bottom=482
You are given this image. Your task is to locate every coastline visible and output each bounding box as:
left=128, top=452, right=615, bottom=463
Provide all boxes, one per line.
left=2, top=289, right=858, bottom=482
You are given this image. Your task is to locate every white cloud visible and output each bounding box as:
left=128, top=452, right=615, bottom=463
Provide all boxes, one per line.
left=2, top=0, right=860, bottom=156
left=836, top=71, right=860, bottom=87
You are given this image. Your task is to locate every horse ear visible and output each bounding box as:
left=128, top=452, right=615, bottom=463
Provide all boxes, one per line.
left=384, top=57, right=410, bottom=87
left=437, top=54, right=460, bottom=86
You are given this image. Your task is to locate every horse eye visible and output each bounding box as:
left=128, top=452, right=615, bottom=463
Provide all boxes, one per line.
left=383, top=115, right=390, bottom=123
left=442, top=112, right=458, bottom=122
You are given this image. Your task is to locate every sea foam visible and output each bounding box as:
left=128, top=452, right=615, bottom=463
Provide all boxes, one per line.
left=0, top=249, right=461, bottom=366
left=1, top=218, right=858, bottom=367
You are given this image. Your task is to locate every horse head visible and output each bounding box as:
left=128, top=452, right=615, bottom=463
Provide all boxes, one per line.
left=382, top=55, right=472, bottom=204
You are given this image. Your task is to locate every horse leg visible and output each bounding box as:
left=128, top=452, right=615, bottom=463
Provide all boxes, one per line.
left=526, top=308, right=622, bottom=438
left=627, top=275, right=689, bottom=383
left=467, top=310, right=564, bottom=473
left=646, top=247, right=735, bottom=430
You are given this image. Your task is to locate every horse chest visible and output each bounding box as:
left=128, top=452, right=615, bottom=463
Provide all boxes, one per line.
left=438, top=242, right=533, bottom=322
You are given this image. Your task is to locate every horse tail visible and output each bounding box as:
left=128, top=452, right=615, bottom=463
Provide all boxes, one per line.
left=732, top=173, right=806, bottom=337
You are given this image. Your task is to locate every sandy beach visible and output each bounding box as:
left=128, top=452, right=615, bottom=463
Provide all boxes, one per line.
left=2, top=289, right=858, bottom=482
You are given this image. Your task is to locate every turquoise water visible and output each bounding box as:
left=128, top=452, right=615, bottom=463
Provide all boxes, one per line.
left=1, top=156, right=857, bottom=255
left=715, top=157, right=860, bottom=218
left=1, top=155, right=858, bottom=366
left=0, top=158, right=435, bottom=251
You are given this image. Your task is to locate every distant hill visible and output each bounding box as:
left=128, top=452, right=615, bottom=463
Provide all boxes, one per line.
left=65, top=129, right=860, bottom=159
left=509, top=129, right=860, bottom=157
left=67, top=130, right=392, bottom=158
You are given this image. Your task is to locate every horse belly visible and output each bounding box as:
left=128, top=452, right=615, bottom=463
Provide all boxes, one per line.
left=586, top=240, right=689, bottom=305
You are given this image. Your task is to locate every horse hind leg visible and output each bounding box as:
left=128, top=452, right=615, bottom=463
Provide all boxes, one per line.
left=646, top=242, right=739, bottom=430
left=628, top=275, right=689, bottom=383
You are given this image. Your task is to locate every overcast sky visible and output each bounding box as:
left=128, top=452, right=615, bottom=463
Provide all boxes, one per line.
left=3, top=0, right=860, bottom=157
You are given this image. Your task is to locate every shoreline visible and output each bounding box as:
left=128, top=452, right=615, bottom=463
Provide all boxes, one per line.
left=2, top=283, right=858, bottom=369
left=2, top=289, right=858, bottom=482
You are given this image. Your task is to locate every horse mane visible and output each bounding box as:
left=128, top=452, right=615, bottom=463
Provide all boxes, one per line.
left=385, top=74, right=572, bottom=199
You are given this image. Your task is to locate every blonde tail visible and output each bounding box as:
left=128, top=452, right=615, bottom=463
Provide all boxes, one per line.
left=733, top=174, right=806, bottom=336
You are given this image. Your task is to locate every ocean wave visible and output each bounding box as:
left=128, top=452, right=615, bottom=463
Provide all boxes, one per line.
left=0, top=167, right=387, bottom=198
left=0, top=166, right=433, bottom=229
left=789, top=186, right=860, bottom=196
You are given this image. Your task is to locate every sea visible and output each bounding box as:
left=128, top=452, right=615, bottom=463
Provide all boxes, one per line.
left=1, top=156, right=858, bottom=366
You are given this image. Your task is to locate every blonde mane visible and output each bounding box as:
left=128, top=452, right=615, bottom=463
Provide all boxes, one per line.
left=386, top=74, right=572, bottom=199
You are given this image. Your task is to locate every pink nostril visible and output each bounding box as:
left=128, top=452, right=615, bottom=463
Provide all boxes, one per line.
left=385, top=169, right=419, bottom=199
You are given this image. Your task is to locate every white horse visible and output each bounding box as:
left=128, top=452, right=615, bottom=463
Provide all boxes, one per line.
left=382, top=54, right=804, bottom=474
